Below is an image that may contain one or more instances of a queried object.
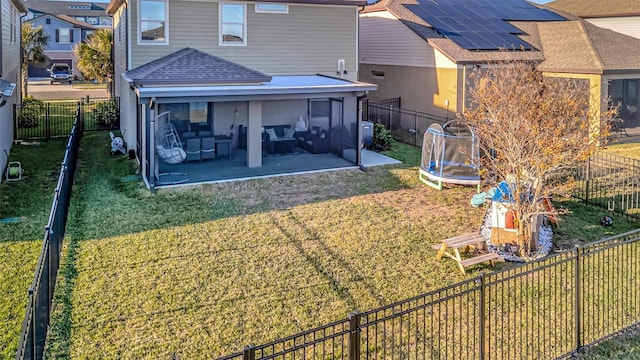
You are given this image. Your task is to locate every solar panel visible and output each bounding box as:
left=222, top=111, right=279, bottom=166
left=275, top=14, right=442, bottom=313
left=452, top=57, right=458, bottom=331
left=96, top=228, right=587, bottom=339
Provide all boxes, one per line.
left=406, top=0, right=565, bottom=50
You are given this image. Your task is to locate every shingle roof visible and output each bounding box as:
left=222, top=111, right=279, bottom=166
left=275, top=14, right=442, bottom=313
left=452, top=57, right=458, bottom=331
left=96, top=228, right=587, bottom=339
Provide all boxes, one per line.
left=537, top=20, right=640, bottom=74
left=26, top=0, right=108, bottom=17
left=125, top=48, right=273, bottom=86
left=370, top=0, right=549, bottom=63
left=55, top=14, right=99, bottom=29
left=545, top=0, right=640, bottom=18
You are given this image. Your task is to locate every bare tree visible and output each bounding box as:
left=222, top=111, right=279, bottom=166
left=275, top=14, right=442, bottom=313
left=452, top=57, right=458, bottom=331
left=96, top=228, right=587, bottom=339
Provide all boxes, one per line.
left=463, top=61, right=614, bottom=256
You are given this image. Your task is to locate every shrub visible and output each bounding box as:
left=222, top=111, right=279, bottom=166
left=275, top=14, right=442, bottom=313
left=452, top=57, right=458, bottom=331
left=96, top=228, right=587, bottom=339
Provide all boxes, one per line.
left=18, top=96, right=44, bottom=128
left=370, top=122, right=392, bottom=151
left=93, top=100, right=119, bottom=129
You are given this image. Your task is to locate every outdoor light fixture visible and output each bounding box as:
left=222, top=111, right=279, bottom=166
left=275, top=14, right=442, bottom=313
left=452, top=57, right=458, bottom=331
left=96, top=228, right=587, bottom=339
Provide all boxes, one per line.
left=0, top=79, right=16, bottom=108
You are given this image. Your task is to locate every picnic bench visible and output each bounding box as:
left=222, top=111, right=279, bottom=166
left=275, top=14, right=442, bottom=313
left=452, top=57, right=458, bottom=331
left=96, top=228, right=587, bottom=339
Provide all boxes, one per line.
left=431, top=233, right=504, bottom=274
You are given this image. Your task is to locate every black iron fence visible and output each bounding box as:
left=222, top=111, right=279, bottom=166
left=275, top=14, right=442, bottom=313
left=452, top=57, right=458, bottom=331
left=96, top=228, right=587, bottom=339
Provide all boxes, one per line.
left=14, top=97, right=119, bottom=141
left=14, top=104, right=83, bottom=360
left=220, top=229, right=640, bottom=360
left=572, top=152, right=640, bottom=220
left=363, top=98, right=448, bottom=147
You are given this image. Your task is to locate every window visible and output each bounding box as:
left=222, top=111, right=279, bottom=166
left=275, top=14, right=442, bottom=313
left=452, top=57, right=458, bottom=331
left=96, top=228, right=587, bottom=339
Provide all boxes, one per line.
left=86, top=16, right=99, bottom=25
left=219, top=3, right=246, bottom=46
left=75, top=16, right=86, bottom=22
left=69, top=4, right=91, bottom=9
left=139, top=0, right=168, bottom=44
left=100, top=17, right=113, bottom=27
left=46, top=18, right=51, bottom=24
left=255, top=3, right=288, bottom=13
left=58, top=28, right=72, bottom=43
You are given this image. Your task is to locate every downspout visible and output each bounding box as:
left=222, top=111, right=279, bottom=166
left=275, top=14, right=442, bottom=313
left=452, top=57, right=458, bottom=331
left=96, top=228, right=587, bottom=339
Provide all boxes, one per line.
left=357, top=91, right=368, bottom=171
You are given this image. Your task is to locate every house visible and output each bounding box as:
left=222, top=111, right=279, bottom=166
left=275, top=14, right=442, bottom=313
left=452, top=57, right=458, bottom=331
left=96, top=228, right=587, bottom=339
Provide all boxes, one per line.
left=359, top=0, right=562, bottom=118
left=359, top=0, right=640, bottom=135
left=545, top=0, right=640, bottom=39
left=24, top=14, right=98, bottom=77
left=106, top=0, right=377, bottom=190
left=1, top=0, right=27, bottom=174
left=23, top=0, right=111, bottom=77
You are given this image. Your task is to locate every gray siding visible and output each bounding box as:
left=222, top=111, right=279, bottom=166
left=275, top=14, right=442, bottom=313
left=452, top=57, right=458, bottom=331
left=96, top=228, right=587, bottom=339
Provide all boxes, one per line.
left=130, top=2, right=358, bottom=77
left=1, top=0, right=23, bottom=172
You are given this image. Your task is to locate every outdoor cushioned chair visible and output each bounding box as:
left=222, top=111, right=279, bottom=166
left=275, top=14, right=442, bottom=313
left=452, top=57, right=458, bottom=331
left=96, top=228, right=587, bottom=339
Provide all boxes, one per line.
left=186, top=138, right=201, bottom=162
left=201, top=137, right=215, bottom=161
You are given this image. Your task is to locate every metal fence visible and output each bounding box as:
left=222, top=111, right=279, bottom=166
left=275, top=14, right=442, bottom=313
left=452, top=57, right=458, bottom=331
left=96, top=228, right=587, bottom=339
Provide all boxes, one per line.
left=220, top=229, right=640, bottom=360
left=14, top=97, right=119, bottom=141
left=570, top=152, right=640, bottom=220
left=14, top=104, right=83, bottom=360
left=363, top=98, right=449, bottom=147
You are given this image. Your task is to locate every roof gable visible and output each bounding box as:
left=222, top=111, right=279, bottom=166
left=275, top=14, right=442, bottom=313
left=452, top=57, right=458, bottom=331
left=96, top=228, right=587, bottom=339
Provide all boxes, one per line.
left=125, top=48, right=273, bottom=87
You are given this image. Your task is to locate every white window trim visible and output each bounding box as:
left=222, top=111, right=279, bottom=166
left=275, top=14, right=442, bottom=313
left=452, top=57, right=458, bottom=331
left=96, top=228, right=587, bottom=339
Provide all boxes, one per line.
left=255, top=3, right=288, bottom=14
left=219, top=3, right=247, bottom=47
left=137, top=0, right=169, bottom=45
left=59, top=28, right=72, bottom=43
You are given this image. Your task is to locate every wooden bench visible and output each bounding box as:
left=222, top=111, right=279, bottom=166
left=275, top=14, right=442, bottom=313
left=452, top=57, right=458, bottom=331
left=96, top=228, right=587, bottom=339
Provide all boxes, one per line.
left=431, top=233, right=504, bottom=274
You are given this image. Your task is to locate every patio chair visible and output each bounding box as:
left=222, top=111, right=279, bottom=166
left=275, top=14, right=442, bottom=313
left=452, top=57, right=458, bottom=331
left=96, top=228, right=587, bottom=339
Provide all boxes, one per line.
left=201, top=137, right=215, bottom=161
left=185, top=138, right=201, bottom=162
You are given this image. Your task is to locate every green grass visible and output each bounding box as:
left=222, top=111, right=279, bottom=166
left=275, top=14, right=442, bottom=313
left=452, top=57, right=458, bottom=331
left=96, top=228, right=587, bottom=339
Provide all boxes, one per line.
left=602, top=142, right=640, bottom=159
left=0, top=140, right=68, bottom=359
left=39, top=134, right=638, bottom=359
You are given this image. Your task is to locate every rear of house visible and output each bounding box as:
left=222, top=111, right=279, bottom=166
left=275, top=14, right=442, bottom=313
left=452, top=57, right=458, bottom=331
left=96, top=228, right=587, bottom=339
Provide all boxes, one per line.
left=1, top=0, right=27, bottom=173
left=108, top=0, right=376, bottom=190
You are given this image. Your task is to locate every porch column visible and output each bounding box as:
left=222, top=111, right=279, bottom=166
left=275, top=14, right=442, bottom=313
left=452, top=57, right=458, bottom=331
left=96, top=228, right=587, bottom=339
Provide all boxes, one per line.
left=247, top=100, right=263, bottom=168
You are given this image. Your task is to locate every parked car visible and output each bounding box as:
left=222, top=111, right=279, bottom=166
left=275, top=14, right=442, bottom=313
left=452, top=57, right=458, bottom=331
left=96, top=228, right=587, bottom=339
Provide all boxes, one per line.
left=49, top=63, right=72, bottom=84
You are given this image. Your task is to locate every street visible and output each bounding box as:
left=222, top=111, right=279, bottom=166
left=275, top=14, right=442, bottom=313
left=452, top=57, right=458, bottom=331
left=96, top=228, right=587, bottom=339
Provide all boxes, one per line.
left=26, top=78, right=108, bottom=100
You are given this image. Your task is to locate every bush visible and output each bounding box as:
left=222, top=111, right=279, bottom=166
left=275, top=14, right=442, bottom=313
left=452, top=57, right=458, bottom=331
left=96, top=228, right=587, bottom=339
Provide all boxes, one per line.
left=93, top=100, right=119, bottom=129
left=370, top=122, right=392, bottom=151
left=18, top=96, right=44, bottom=128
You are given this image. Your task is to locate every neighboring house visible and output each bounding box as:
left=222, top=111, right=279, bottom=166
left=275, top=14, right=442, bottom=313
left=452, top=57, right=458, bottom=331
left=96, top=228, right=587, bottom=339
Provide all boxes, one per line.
left=25, top=0, right=111, bottom=27
left=107, top=0, right=377, bottom=190
left=24, top=14, right=98, bottom=77
left=1, top=0, right=27, bottom=174
left=545, top=0, right=640, bottom=39
left=359, top=0, right=562, bottom=118
left=359, top=0, right=640, bottom=135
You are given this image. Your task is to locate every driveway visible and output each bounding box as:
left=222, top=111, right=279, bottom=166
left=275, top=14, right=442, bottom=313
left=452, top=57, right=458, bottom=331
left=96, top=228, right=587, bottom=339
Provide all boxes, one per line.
left=27, top=78, right=108, bottom=100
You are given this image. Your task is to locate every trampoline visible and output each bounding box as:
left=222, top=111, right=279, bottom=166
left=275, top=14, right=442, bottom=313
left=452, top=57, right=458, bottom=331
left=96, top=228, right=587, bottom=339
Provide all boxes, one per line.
left=419, top=120, right=481, bottom=191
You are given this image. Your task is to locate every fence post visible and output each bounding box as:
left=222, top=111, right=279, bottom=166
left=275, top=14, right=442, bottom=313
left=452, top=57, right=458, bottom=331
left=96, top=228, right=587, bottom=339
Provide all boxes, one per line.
left=13, top=103, right=18, bottom=141
left=584, top=158, right=590, bottom=205
left=479, top=274, right=486, bottom=360
left=28, top=286, right=35, bottom=360
left=575, top=245, right=582, bottom=353
left=46, top=103, right=50, bottom=141
left=414, top=110, right=418, bottom=146
left=242, top=344, right=255, bottom=360
left=349, top=312, right=361, bottom=360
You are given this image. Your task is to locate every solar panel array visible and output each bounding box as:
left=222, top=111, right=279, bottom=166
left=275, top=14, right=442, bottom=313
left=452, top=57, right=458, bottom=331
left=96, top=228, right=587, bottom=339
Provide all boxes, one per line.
left=405, top=0, right=565, bottom=50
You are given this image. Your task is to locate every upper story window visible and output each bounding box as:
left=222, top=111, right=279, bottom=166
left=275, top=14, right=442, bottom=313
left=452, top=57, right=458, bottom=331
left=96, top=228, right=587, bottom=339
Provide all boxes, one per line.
left=75, top=16, right=86, bottom=22
left=69, top=5, right=91, bottom=9
left=58, top=28, right=72, bottom=43
left=139, top=0, right=168, bottom=44
left=100, top=17, right=113, bottom=27
left=255, top=3, right=288, bottom=13
left=219, top=3, right=246, bottom=46
left=86, top=16, right=99, bottom=25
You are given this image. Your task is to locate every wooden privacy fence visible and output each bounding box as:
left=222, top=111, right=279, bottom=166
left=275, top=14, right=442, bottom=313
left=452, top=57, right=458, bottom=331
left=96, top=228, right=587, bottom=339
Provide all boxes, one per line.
left=220, top=229, right=640, bottom=360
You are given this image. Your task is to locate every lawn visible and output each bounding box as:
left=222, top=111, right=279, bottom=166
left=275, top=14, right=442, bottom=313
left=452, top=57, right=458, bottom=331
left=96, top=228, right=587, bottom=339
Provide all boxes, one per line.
left=40, top=133, right=638, bottom=359
left=603, top=142, right=640, bottom=159
left=0, top=140, right=68, bottom=359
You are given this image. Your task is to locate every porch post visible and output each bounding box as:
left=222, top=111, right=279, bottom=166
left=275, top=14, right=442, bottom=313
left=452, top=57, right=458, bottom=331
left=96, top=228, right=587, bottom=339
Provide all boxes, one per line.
left=247, top=101, right=263, bottom=168
left=148, top=100, right=156, bottom=190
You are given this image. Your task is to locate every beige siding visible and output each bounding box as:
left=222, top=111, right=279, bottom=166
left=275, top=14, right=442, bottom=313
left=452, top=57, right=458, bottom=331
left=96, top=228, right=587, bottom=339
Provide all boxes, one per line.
left=359, top=63, right=456, bottom=117
left=130, top=2, right=358, bottom=77
left=359, top=11, right=436, bottom=68
left=587, top=17, right=640, bottom=39
left=113, top=5, right=127, bottom=71
left=1, top=0, right=22, bottom=171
